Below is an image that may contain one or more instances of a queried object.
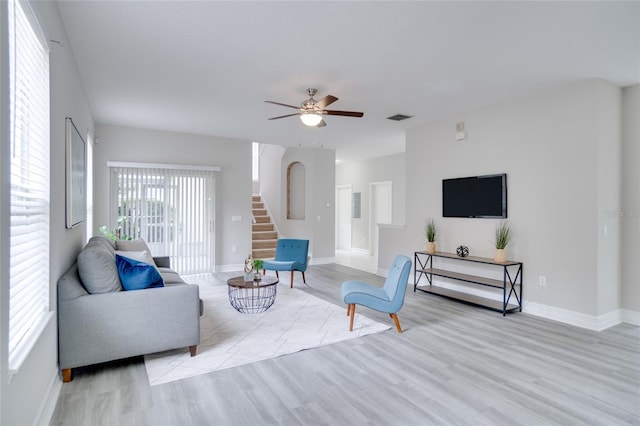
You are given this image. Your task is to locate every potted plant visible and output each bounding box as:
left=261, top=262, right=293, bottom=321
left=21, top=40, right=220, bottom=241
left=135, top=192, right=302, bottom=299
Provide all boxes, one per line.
left=253, top=259, right=264, bottom=280
left=425, top=218, right=437, bottom=254
left=494, top=221, right=511, bottom=263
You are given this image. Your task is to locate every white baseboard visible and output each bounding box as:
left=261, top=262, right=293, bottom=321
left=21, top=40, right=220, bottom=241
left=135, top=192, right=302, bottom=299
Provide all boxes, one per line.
left=217, top=258, right=335, bottom=272
left=310, top=257, right=335, bottom=265
left=36, top=368, right=62, bottom=426
left=349, top=247, right=372, bottom=256
left=621, top=308, right=640, bottom=326
left=217, top=264, right=244, bottom=273
left=523, top=303, right=626, bottom=331
left=410, top=278, right=638, bottom=331
left=377, top=267, right=389, bottom=277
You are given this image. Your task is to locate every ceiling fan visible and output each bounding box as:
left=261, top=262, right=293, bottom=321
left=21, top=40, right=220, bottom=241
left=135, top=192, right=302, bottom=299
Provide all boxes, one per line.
left=265, top=88, right=364, bottom=127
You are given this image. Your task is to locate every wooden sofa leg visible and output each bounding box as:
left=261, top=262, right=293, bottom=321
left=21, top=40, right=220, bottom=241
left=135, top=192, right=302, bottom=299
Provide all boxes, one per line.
left=290, top=271, right=294, bottom=288
left=189, top=345, right=197, bottom=357
left=62, top=368, right=73, bottom=383
left=390, top=313, right=403, bottom=333
left=301, top=271, right=306, bottom=284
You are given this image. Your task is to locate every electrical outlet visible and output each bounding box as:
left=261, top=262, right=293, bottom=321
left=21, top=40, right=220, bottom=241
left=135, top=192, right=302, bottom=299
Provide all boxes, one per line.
left=539, top=276, right=546, bottom=287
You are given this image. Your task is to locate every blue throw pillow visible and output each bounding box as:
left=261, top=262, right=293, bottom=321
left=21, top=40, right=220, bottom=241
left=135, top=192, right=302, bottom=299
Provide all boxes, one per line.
left=116, top=254, right=164, bottom=291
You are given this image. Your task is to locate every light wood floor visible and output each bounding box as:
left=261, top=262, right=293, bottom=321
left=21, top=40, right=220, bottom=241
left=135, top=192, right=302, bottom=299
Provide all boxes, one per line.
left=51, top=264, right=640, bottom=426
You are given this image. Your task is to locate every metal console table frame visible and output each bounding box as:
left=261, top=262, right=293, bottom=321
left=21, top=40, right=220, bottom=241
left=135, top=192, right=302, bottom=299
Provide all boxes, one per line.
left=414, top=251, right=523, bottom=316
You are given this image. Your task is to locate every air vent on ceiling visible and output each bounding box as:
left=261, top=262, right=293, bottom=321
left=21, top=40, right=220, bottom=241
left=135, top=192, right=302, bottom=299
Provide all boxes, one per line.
left=387, top=114, right=413, bottom=121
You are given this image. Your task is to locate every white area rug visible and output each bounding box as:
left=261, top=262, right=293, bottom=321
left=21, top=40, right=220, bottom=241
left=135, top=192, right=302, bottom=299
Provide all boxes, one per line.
left=144, top=282, right=390, bottom=386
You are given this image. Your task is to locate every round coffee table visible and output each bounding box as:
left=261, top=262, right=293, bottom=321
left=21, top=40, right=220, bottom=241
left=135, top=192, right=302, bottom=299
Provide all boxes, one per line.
left=226, top=275, right=279, bottom=313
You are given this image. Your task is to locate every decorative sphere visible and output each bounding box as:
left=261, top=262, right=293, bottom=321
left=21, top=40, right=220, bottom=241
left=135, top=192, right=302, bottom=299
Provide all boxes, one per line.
left=456, top=245, right=469, bottom=257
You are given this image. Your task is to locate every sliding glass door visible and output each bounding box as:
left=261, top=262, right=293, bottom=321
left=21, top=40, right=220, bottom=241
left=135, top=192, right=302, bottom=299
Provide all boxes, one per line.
left=109, top=164, right=216, bottom=274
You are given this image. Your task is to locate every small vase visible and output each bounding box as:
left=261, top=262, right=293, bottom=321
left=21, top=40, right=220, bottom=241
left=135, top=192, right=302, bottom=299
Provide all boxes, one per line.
left=244, top=272, right=254, bottom=282
left=494, top=248, right=506, bottom=263
left=426, top=241, right=436, bottom=254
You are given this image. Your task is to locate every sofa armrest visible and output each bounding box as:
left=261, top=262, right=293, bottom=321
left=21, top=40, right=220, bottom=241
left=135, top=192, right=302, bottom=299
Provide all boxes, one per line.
left=153, top=256, right=171, bottom=268
left=58, top=283, right=200, bottom=369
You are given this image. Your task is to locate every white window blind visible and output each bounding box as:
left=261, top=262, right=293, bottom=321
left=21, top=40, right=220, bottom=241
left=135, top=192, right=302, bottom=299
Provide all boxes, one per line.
left=8, top=0, right=51, bottom=370
left=109, top=164, right=216, bottom=274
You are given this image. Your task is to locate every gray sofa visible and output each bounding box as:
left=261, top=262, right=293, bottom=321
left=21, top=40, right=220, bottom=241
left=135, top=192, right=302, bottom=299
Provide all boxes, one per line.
left=57, top=236, right=200, bottom=382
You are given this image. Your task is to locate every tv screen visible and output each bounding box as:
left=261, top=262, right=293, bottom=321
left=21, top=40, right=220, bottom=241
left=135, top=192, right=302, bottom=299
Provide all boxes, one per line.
left=442, top=174, right=507, bottom=218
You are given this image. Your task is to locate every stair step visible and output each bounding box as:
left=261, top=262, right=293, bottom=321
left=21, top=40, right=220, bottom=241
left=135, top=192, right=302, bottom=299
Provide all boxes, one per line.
left=253, top=223, right=274, bottom=232
left=252, top=195, right=261, bottom=202
left=252, top=231, right=278, bottom=240
left=252, top=202, right=264, bottom=209
left=252, top=208, right=267, bottom=216
left=252, top=248, right=276, bottom=259
left=254, top=216, right=271, bottom=223
left=253, top=239, right=278, bottom=250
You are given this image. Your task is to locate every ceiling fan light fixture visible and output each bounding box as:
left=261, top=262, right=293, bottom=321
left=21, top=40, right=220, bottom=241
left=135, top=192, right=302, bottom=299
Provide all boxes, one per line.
left=300, top=112, right=323, bottom=126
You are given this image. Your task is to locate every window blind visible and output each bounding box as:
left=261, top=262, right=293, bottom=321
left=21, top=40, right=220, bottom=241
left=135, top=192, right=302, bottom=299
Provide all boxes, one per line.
left=8, top=0, right=51, bottom=369
left=109, top=165, right=215, bottom=274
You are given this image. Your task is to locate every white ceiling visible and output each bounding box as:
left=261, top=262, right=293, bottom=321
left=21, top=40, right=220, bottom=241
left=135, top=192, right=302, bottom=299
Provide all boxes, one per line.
left=56, top=1, right=639, bottom=161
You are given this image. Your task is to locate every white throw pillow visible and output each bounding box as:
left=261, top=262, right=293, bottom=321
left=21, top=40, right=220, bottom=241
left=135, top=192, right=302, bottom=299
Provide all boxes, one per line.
left=115, top=250, right=155, bottom=266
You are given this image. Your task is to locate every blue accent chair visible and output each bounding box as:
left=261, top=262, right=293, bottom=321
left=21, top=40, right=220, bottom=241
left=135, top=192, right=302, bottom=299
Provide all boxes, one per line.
left=340, top=255, right=412, bottom=333
left=262, top=239, right=309, bottom=288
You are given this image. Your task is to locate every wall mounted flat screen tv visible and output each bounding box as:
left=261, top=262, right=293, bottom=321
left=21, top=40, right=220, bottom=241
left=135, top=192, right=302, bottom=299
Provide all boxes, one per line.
left=442, top=174, right=507, bottom=218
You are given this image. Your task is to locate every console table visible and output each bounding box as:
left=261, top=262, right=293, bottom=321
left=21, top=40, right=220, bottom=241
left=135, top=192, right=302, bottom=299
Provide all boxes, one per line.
left=414, top=251, right=522, bottom=316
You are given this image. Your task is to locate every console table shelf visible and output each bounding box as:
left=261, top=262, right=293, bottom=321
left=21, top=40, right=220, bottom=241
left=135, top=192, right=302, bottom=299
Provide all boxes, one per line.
left=414, top=251, right=523, bottom=316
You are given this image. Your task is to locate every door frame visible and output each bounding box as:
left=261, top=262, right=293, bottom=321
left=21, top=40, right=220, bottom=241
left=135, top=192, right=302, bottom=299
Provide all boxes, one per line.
left=368, top=180, right=393, bottom=255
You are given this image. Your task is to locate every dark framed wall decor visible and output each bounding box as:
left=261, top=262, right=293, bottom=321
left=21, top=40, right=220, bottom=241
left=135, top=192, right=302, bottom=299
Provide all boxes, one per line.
left=65, top=117, right=86, bottom=228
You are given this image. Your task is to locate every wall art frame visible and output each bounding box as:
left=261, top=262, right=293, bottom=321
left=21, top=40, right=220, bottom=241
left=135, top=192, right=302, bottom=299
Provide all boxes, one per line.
left=65, top=117, right=86, bottom=229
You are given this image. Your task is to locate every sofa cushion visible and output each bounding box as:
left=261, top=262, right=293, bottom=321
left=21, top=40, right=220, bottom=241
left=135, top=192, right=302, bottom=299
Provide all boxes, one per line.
left=116, top=254, right=164, bottom=291
left=157, top=267, right=186, bottom=284
left=116, top=239, right=152, bottom=254
left=77, top=244, right=122, bottom=293
left=115, top=250, right=156, bottom=266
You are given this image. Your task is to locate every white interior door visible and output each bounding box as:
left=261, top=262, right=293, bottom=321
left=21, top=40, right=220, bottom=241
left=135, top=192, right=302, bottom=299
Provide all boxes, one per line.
left=369, top=181, right=392, bottom=255
left=336, top=185, right=352, bottom=250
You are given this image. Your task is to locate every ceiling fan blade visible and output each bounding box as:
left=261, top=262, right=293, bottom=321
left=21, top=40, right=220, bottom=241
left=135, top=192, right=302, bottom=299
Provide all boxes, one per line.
left=315, top=95, right=338, bottom=109
left=317, top=119, right=327, bottom=128
left=265, top=100, right=301, bottom=110
left=268, top=113, right=301, bottom=120
left=323, top=109, right=364, bottom=117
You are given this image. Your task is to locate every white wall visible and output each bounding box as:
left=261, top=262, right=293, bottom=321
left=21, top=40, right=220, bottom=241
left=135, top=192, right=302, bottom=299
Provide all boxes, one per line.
left=0, top=2, right=94, bottom=424
left=93, top=124, right=253, bottom=270
left=380, top=79, right=631, bottom=329
left=260, top=146, right=336, bottom=261
left=336, top=153, right=406, bottom=250
left=621, top=85, right=640, bottom=316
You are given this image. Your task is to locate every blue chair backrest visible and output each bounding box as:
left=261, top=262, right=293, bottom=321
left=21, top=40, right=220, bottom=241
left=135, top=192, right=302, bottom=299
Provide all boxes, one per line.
left=383, top=255, right=412, bottom=312
left=275, top=239, right=309, bottom=269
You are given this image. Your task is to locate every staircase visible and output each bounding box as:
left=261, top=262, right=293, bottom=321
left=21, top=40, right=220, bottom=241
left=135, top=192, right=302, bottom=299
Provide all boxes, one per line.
left=252, top=195, right=277, bottom=259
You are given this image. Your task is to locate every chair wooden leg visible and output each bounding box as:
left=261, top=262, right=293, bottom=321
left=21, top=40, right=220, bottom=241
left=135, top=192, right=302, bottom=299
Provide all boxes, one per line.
left=62, top=368, right=73, bottom=383
left=301, top=271, right=306, bottom=284
left=189, top=345, right=197, bottom=357
left=346, top=304, right=351, bottom=316
left=389, top=313, right=403, bottom=333
left=349, top=304, right=356, bottom=331
left=290, top=270, right=294, bottom=288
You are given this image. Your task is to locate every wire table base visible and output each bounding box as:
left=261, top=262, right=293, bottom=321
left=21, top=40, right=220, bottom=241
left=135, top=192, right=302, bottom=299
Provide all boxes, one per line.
left=227, top=276, right=279, bottom=313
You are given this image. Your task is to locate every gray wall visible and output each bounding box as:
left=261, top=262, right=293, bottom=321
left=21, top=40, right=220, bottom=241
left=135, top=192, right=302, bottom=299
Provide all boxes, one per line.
left=0, top=2, right=94, bottom=424
left=260, top=146, right=336, bottom=261
left=380, top=79, right=635, bottom=328
left=336, top=153, right=406, bottom=250
left=621, top=85, right=640, bottom=313
left=93, top=124, right=253, bottom=270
